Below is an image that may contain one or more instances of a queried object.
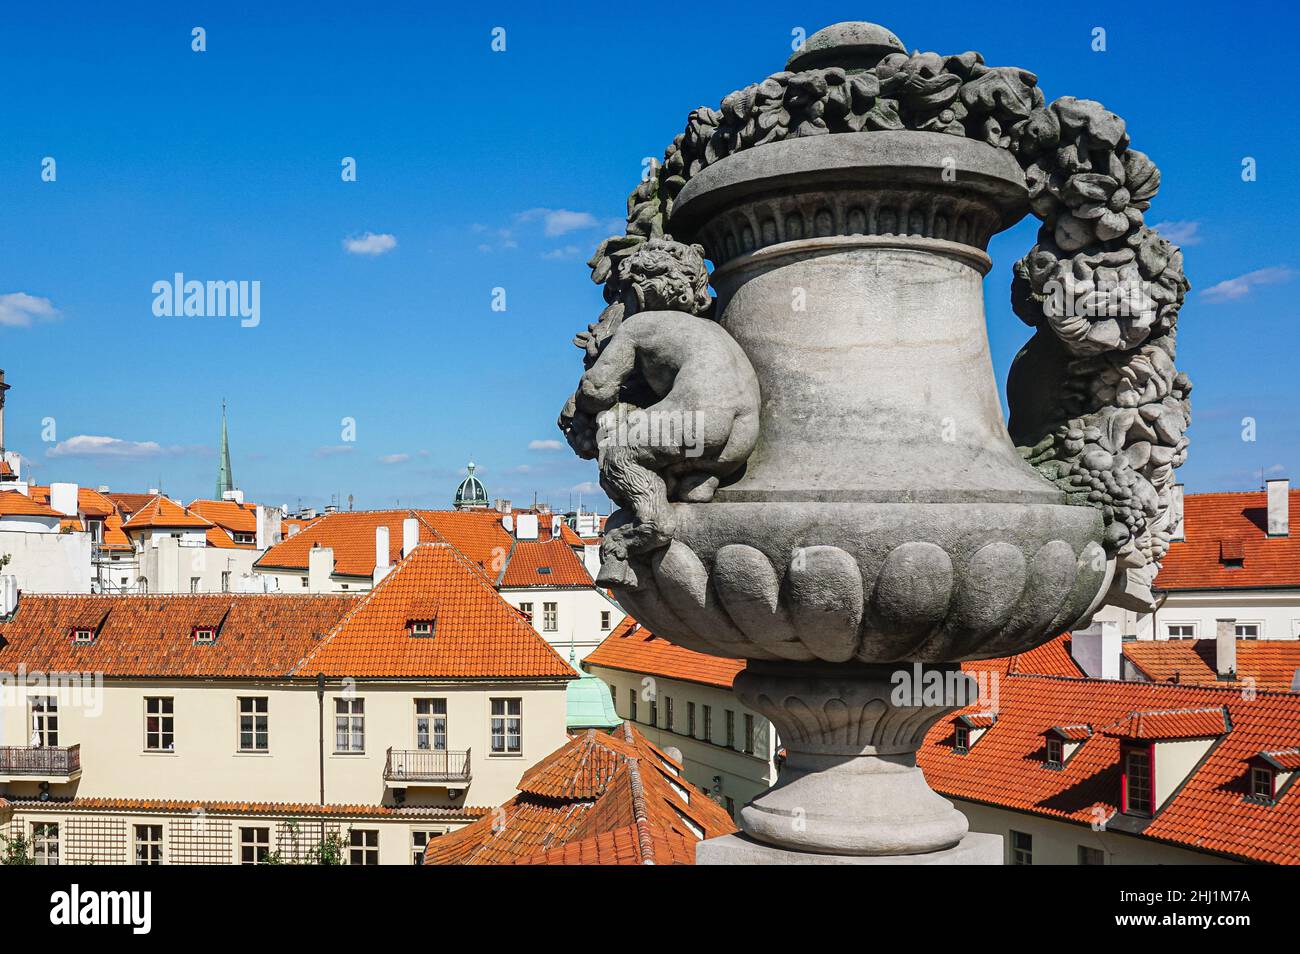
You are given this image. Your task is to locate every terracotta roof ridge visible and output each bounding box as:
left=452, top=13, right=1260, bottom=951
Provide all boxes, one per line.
left=495, top=537, right=518, bottom=587
left=1003, top=670, right=1300, bottom=698
left=288, top=555, right=414, bottom=675
left=622, top=742, right=657, bottom=865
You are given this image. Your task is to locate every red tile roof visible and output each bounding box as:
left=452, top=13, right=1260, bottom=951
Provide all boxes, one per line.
left=1102, top=706, right=1229, bottom=740
left=1124, top=639, right=1300, bottom=691
left=28, top=485, right=118, bottom=519
left=584, top=617, right=747, bottom=690
left=187, top=499, right=258, bottom=535
left=103, top=492, right=158, bottom=516
left=1156, top=490, right=1300, bottom=591
left=0, top=491, right=63, bottom=518
left=424, top=723, right=735, bottom=865
left=98, top=512, right=133, bottom=552
left=7, top=797, right=489, bottom=819
left=295, top=543, right=575, bottom=679
left=1260, top=749, right=1300, bottom=771
left=498, top=537, right=593, bottom=588
left=919, top=674, right=1300, bottom=864
left=121, top=496, right=213, bottom=531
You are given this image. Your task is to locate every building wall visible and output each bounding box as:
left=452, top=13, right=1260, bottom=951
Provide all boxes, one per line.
left=1095, top=589, right=1300, bottom=641
left=137, top=535, right=262, bottom=594
left=498, top=588, right=625, bottom=663
left=954, top=800, right=1238, bottom=865
left=0, top=529, right=91, bottom=593
left=587, top=665, right=777, bottom=813
left=0, top=678, right=569, bottom=812
left=93, top=551, right=141, bottom=594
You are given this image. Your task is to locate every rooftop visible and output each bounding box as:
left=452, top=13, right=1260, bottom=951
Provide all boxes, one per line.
left=1124, top=638, right=1300, bottom=690
left=1156, top=488, right=1300, bottom=591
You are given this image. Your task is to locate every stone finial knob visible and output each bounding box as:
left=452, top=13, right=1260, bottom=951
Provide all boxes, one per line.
left=786, top=21, right=906, bottom=73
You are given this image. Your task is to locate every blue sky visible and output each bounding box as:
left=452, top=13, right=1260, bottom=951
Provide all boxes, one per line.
left=2, top=1, right=1297, bottom=511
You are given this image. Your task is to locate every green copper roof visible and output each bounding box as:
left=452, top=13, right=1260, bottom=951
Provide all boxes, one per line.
left=215, top=400, right=234, bottom=499
left=453, top=460, right=489, bottom=508
left=566, top=660, right=621, bottom=731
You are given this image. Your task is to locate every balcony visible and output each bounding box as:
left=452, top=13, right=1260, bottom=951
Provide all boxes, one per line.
left=0, top=744, right=82, bottom=783
left=383, top=747, right=471, bottom=788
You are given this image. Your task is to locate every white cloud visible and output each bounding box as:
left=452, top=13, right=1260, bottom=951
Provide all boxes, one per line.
left=529, top=439, right=564, bottom=451
left=516, top=208, right=601, bottom=237
left=570, top=481, right=601, bottom=495
left=378, top=453, right=410, bottom=464
left=0, top=292, right=59, bottom=327
left=541, top=245, right=582, bottom=261
left=342, top=232, right=397, bottom=256
left=1201, top=266, right=1295, bottom=303
left=47, top=435, right=177, bottom=460
left=313, top=445, right=356, bottom=458
left=1151, top=220, right=1202, bottom=246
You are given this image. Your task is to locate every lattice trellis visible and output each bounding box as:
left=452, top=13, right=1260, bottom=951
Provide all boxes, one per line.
left=168, top=815, right=233, bottom=865
left=63, top=817, right=129, bottom=865
left=275, top=819, right=341, bottom=864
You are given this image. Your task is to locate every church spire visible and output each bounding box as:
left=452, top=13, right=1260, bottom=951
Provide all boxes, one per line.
left=215, top=399, right=234, bottom=499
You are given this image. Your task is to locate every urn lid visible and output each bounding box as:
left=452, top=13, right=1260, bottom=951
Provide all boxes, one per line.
left=786, top=21, right=906, bottom=73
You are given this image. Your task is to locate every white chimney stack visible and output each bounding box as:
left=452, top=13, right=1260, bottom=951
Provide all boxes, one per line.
left=49, top=482, right=79, bottom=517
left=402, top=517, right=419, bottom=558
left=0, top=575, right=17, bottom=616
left=1267, top=478, right=1289, bottom=538
left=374, top=526, right=393, bottom=585
left=1070, top=619, right=1121, bottom=680
left=516, top=514, right=539, bottom=540
left=222, top=488, right=245, bottom=504
left=307, top=545, right=334, bottom=593
left=1216, top=617, right=1237, bottom=680
left=1169, top=483, right=1185, bottom=542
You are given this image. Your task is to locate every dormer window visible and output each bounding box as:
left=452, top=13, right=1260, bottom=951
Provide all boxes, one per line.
left=193, top=627, right=217, bottom=644
left=71, top=628, right=94, bottom=645
left=953, top=725, right=970, bottom=754
left=233, top=532, right=255, bottom=545
left=1250, top=766, right=1276, bottom=804
left=1045, top=736, right=1064, bottom=768
left=952, top=712, right=995, bottom=754
left=410, top=620, right=435, bottom=638
left=1121, top=744, right=1153, bottom=817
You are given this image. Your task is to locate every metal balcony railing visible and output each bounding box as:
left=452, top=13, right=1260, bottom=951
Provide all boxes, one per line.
left=0, top=744, right=80, bottom=776
left=383, top=747, right=470, bottom=784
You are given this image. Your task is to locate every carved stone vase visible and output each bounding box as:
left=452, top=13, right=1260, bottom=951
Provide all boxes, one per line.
left=604, top=113, right=1111, bottom=865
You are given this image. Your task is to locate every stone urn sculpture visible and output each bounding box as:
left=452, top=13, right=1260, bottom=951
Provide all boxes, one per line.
left=560, top=21, right=1190, bottom=863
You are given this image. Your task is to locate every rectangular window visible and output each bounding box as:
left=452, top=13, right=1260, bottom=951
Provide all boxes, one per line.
left=193, top=627, right=216, bottom=644
left=134, top=824, right=163, bottom=865
left=221, top=571, right=231, bottom=593
left=410, top=620, right=435, bottom=637
left=1251, top=766, right=1275, bottom=802
left=1235, top=622, right=1262, bottom=640
left=490, top=698, right=522, bottom=754
left=725, top=710, right=736, bottom=749
left=702, top=705, right=712, bottom=743
left=518, top=602, right=533, bottom=623
left=238, top=696, right=269, bottom=752
left=1123, top=746, right=1153, bottom=816
left=743, top=714, right=755, bottom=755
left=649, top=698, right=658, bottom=727
left=30, top=696, right=58, bottom=747
left=415, top=698, right=448, bottom=751
left=335, top=697, right=365, bottom=753
left=411, top=829, right=442, bottom=865
left=687, top=702, right=696, bottom=737
left=954, top=725, right=970, bottom=754
left=1045, top=736, right=1064, bottom=767
left=349, top=828, right=379, bottom=865
left=1010, top=830, right=1032, bottom=866
left=1166, top=623, right=1196, bottom=639
left=600, top=610, right=611, bottom=631
left=72, top=628, right=94, bottom=644
left=724, top=796, right=735, bottom=818
left=31, top=822, right=59, bottom=865
left=542, top=602, right=558, bottom=632
left=239, top=827, right=270, bottom=864
left=190, top=577, right=200, bottom=593
left=144, top=697, right=174, bottom=751
left=628, top=688, right=637, bottom=723
left=665, top=697, right=674, bottom=732
left=1077, top=845, right=1105, bottom=865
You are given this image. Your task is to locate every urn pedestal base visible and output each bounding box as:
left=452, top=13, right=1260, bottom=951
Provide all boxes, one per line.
left=696, top=830, right=1002, bottom=865
left=725, top=662, right=988, bottom=860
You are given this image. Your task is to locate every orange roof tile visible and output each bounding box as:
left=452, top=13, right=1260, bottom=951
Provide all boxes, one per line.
left=296, top=543, right=575, bottom=679
left=28, top=485, right=118, bottom=519
left=584, top=617, right=747, bottom=690
left=104, top=492, right=164, bottom=517
left=1102, top=706, right=1229, bottom=740
left=188, top=499, right=258, bottom=535
left=257, top=510, right=450, bottom=577
left=1124, top=639, right=1300, bottom=691
left=121, top=495, right=213, bottom=531
left=0, top=491, right=63, bottom=518
left=919, top=674, right=1300, bottom=864
left=498, top=537, right=593, bottom=588
left=98, top=511, right=133, bottom=551
left=424, top=723, right=735, bottom=865
left=1260, top=749, right=1300, bottom=771
left=1157, top=490, right=1300, bottom=590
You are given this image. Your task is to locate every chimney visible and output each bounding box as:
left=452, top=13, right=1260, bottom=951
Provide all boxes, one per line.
left=255, top=505, right=267, bottom=550
left=308, top=545, right=334, bottom=593
left=1216, top=618, right=1237, bottom=680
left=0, top=574, right=17, bottom=617
left=402, top=517, right=419, bottom=558
left=1267, top=478, right=1289, bottom=537
left=515, top=513, right=539, bottom=540
left=374, top=526, right=393, bottom=585
left=1070, top=619, right=1121, bottom=680
left=1169, top=483, right=1185, bottom=542
left=49, top=482, right=79, bottom=517
left=222, top=488, right=245, bottom=504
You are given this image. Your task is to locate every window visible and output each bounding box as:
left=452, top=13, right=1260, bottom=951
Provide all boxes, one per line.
left=1166, top=623, right=1196, bottom=639
left=30, top=696, right=58, bottom=747
left=416, top=699, right=447, bottom=751
left=649, top=698, right=658, bottom=727
left=134, top=824, right=163, bottom=865
left=687, top=702, right=696, bottom=737
left=1123, top=745, right=1153, bottom=816
left=71, top=628, right=94, bottom=644
left=628, top=688, right=637, bottom=723
left=724, top=796, right=735, bottom=818
left=490, top=698, right=522, bottom=754
left=233, top=532, right=254, bottom=545
left=665, top=697, right=674, bottom=732
left=349, top=828, right=379, bottom=865
left=221, top=570, right=231, bottom=592
left=300, top=577, right=308, bottom=588
left=411, top=829, right=443, bottom=865
left=1250, top=766, right=1275, bottom=803
left=335, top=697, right=365, bottom=752
left=190, top=577, right=200, bottom=593
left=518, top=602, right=533, bottom=623
left=953, top=725, right=970, bottom=754
left=702, top=705, right=712, bottom=742
left=1236, top=622, right=1261, bottom=640
left=1045, top=736, right=1064, bottom=768
left=725, top=710, right=736, bottom=748
left=410, top=620, right=435, bottom=637
left=743, top=714, right=755, bottom=755
left=239, top=827, right=270, bottom=864
left=31, top=823, right=59, bottom=865
left=144, top=697, right=174, bottom=751
left=238, top=697, right=268, bottom=752
left=193, top=627, right=216, bottom=644
left=600, top=610, right=611, bottom=631
left=542, top=602, right=558, bottom=632
left=1010, top=830, right=1032, bottom=865
left=1077, top=845, right=1105, bottom=865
